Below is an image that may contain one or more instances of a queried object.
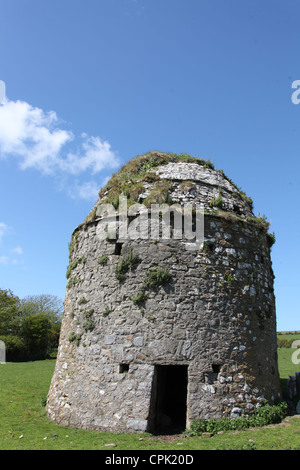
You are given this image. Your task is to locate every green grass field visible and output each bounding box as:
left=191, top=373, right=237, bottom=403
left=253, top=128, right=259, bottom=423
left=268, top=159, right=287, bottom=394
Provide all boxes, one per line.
left=0, top=337, right=300, bottom=450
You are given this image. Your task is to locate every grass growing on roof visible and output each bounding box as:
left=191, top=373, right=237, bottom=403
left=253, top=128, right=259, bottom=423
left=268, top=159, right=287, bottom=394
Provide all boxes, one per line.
left=82, top=151, right=255, bottom=224
left=98, top=152, right=214, bottom=208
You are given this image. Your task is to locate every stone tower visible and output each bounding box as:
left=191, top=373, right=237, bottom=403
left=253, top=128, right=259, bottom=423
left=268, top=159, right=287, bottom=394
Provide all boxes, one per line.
left=46, top=152, right=281, bottom=433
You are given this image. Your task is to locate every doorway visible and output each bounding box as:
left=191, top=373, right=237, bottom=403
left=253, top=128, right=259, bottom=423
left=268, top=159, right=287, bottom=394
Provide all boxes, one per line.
left=148, top=365, right=188, bottom=434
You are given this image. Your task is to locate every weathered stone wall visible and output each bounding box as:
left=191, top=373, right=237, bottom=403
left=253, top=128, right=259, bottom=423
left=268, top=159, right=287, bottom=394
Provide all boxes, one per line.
left=47, top=211, right=281, bottom=431
left=98, top=161, right=254, bottom=217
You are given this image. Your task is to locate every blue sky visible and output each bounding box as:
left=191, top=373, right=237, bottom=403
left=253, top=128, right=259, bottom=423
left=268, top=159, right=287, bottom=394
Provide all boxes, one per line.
left=0, top=0, right=299, bottom=331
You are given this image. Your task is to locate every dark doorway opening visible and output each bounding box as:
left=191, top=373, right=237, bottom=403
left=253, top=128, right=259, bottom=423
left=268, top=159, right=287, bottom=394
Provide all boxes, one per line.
left=148, top=365, right=188, bottom=434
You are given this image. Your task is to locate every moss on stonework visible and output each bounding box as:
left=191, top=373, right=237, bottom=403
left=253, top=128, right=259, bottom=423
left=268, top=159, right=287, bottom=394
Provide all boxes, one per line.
left=84, top=152, right=214, bottom=217
left=143, top=180, right=174, bottom=208
left=266, top=231, right=276, bottom=247
left=67, top=276, right=83, bottom=289
left=100, top=152, right=212, bottom=200
left=66, top=256, right=86, bottom=279
left=114, top=249, right=139, bottom=281
left=81, top=151, right=258, bottom=229
left=68, top=232, right=79, bottom=261
left=204, top=209, right=271, bottom=233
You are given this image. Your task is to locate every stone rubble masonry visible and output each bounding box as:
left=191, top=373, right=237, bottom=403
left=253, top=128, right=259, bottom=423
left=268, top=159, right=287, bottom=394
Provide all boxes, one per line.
left=46, top=153, right=281, bottom=432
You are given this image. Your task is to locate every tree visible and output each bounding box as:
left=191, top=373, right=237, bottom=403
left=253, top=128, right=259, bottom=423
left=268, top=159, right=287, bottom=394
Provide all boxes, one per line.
left=0, top=289, right=21, bottom=336
left=20, top=294, right=63, bottom=323
left=21, top=313, right=51, bottom=360
left=0, top=289, right=63, bottom=361
left=20, top=295, right=63, bottom=357
left=0, top=335, right=25, bottom=361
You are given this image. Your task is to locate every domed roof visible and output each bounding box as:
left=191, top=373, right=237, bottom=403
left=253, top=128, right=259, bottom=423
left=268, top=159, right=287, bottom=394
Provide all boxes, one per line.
left=84, top=152, right=262, bottom=228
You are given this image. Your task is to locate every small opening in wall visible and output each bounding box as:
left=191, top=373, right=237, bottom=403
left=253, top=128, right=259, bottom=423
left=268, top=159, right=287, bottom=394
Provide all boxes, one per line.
left=212, top=364, right=221, bottom=373
left=207, top=242, right=214, bottom=252
left=233, top=204, right=241, bottom=215
left=203, top=241, right=214, bottom=253
left=115, top=242, right=123, bottom=255
left=119, top=363, right=129, bottom=373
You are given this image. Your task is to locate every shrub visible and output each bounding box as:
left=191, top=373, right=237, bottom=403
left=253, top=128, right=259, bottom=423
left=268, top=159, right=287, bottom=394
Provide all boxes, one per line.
left=20, top=314, right=51, bottom=360
left=66, top=256, right=86, bottom=279
left=267, top=232, right=276, bottom=247
left=67, top=277, right=82, bottom=289
left=68, top=232, right=79, bottom=261
left=0, top=290, right=62, bottom=361
left=114, top=249, right=139, bottom=281
left=98, top=255, right=108, bottom=266
left=82, top=320, right=95, bottom=332
left=82, top=309, right=94, bottom=319
left=204, top=159, right=214, bottom=169
left=132, top=290, right=148, bottom=305
left=81, top=309, right=95, bottom=332
left=0, top=335, right=26, bottom=361
left=185, top=402, right=288, bottom=436
left=247, top=213, right=270, bottom=231
left=240, top=190, right=254, bottom=210
left=68, top=332, right=82, bottom=346
left=143, top=181, right=174, bottom=208
left=179, top=180, right=196, bottom=193
left=144, top=266, right=171, bottom=289
left=210, top=193, right=223, bottom=209
left=103, top=307, right=111, bottom=317
left=277, top=337, right=293, bottom=348
left=224, top=273, right=234, bottom=282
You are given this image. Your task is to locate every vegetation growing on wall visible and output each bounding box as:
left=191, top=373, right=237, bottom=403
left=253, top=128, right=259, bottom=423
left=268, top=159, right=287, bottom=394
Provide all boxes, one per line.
left=132, top=290, right=148, bottom=306
left=83, top=152, right=216, bottom=222
left=67, top=277, right=83, bottom=289
left=66, top=256, right=86, bottom=279
left=98, top=255, right=108, bottom=266
left=68, top=231, right=79, bottom=260
left=114, top=249, right=139, bottom=281
left=68, top=331, right=82, bottom=346
left=210, top=192, right=223, bottom=209
left=144, top=265, right=171, bottom=289
left=185, top=402, right=288, bottom=437
left=81, top=152, right=261, bottom=237
left=131, top=265, right=172, bottom=309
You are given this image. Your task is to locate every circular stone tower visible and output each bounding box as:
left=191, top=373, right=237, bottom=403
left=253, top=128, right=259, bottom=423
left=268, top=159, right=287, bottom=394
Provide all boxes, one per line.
left=47, top=152, right=281, bottom=433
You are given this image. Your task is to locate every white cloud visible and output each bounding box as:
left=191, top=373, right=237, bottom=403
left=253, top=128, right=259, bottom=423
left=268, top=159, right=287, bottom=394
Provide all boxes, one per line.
left=62, top=134, right=119, bottom=175
left=0, top=222, right=9, bottom=243
left=0, top=224, right=23, bottom=266
left=0, top=100, right=73, bottom=174
left=71, top=180, right=100, bottom=201
left=0, top=99, right=120, bottom=192
left=0, top=248, right=23, bottom=266
left=12, top=246, right=23, bottom=255
left=69, top=174, right=112, bottom=202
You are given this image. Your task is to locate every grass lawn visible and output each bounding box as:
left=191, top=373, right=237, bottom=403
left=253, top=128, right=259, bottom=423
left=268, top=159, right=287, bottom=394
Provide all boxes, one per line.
left=0, top=347, right=300, bottom=450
